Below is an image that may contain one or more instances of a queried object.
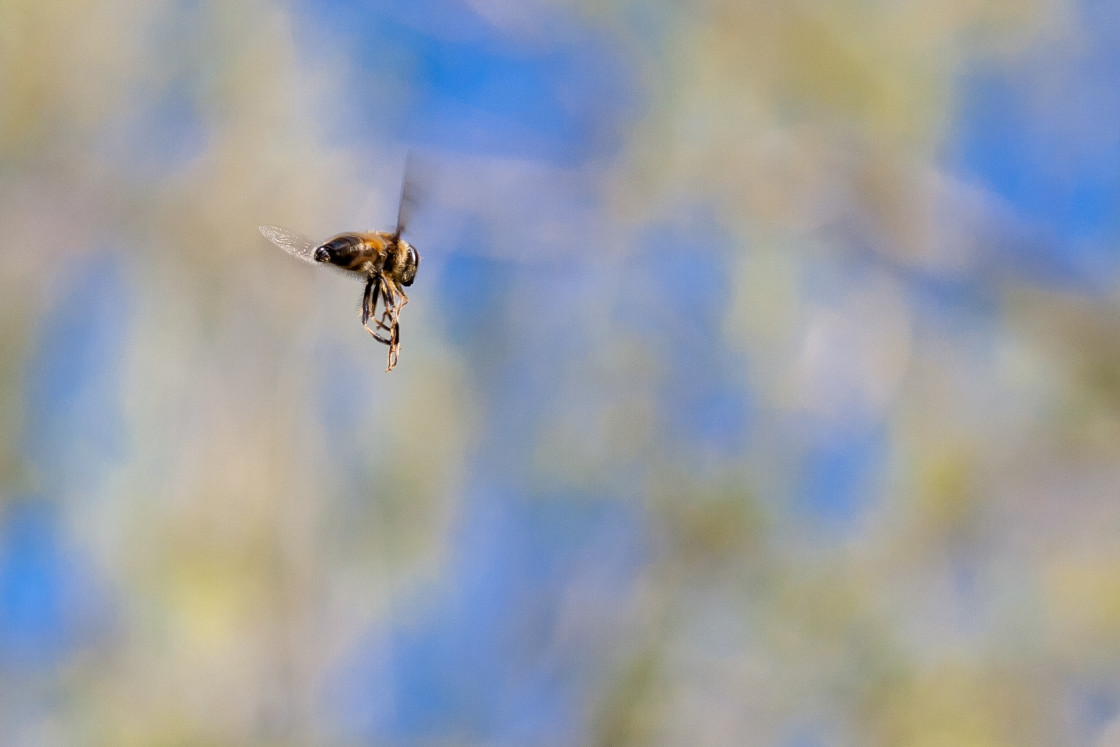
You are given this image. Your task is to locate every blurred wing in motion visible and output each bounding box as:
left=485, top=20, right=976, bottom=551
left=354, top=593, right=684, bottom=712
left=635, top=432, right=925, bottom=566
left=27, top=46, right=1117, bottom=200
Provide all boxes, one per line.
left=259, top=225, right=318, bottom=264
left=394, top=153, right=419, bottom=241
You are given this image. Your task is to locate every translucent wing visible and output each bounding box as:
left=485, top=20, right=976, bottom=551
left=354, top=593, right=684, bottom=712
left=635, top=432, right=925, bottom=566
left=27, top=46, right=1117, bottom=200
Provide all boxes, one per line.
left=394, top=152, right=419, bottom=240
left=259, top=225, right=318, bottom=264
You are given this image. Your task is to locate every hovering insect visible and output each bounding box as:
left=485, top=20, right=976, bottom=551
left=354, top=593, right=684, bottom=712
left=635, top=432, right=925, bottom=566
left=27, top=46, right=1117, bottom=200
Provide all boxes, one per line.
left=260, top=162, right=420, bottom=372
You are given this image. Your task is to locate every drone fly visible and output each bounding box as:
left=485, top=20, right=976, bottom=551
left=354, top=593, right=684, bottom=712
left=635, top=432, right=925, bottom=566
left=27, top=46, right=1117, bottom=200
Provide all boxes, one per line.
left=260, top=161, right=420, bottom=372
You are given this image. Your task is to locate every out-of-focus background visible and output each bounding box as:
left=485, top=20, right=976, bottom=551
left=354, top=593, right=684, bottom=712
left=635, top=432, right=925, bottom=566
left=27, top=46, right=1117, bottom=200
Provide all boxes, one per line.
left=3, top=0, right=1120, bottom=744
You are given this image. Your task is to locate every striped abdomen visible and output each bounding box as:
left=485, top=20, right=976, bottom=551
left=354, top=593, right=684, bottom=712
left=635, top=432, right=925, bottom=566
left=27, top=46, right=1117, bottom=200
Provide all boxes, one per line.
left=313, top=232, right=389, bottom=275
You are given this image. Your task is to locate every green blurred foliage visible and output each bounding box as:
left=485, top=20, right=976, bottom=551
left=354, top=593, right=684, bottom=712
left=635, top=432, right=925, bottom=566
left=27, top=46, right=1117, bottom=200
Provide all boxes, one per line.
left=2, top=0, right=1120, bottom=744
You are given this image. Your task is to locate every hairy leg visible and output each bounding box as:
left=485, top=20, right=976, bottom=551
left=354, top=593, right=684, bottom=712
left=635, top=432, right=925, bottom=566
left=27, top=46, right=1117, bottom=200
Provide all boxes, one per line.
left=381, top=277, right=403, bottom=371
left=361, top=276, right=393, bottom=344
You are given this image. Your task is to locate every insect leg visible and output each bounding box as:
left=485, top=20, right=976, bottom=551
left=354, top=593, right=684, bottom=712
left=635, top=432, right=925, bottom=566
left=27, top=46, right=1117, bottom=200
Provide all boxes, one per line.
left=371, top=276, right=398, bottom=333
left=357, top=272, right=393, bottom=331
left=377, top=280, right=399, bottom=330
left=385, top=325, right=400, bottom=371
left=360, top=276, right=374, bottom=325
left=361, top=276, right=393, bottom=345
left=383, top=285, right=402, bottom=340
left=380, top=277, right=402, bottom=372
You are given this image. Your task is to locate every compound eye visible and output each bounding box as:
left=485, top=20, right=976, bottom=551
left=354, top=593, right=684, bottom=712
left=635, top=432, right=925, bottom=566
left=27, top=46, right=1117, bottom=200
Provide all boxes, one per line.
left=402, top=246, right=419, bottom=286
left=314, top=246, right=330, bottom=262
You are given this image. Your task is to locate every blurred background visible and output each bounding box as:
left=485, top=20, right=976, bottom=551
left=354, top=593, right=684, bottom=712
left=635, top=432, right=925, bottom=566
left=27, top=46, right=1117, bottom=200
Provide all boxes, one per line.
left=3, top=0, right=1120, bottom=744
